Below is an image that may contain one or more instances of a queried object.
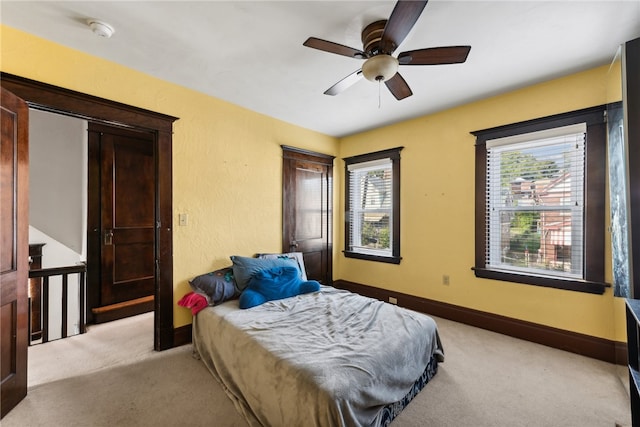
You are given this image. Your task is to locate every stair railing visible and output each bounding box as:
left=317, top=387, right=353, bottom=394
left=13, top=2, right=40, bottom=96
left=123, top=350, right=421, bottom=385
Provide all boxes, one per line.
left=28, top=263, right=87, bottom=344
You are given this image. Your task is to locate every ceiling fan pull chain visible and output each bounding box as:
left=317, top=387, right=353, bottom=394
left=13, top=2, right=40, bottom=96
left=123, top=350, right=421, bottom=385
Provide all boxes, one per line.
left=378, top=79, right=381, bottom=109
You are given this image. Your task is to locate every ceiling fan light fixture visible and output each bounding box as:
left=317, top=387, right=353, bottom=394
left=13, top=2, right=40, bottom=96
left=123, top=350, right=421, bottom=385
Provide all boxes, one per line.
left=362, top=55, right=399, bottom=82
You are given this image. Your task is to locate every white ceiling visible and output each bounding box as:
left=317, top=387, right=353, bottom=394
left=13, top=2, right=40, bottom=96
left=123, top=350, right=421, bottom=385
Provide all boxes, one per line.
left=2, top=1, right=639, bottom=137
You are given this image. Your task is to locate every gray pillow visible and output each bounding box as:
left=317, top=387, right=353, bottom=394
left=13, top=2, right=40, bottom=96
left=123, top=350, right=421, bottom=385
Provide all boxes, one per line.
left=189, top=266, right=239, bottom=305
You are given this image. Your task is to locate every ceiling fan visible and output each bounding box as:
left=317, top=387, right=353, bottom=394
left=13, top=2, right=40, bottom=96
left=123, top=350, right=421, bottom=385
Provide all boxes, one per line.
left=303, top=0, right=471, bottom=100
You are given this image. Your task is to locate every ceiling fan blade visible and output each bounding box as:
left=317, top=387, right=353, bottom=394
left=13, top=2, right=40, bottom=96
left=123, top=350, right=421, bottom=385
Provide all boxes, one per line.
left=398, top=46, right=471, bottom=65
left=304, top=37, right=366, bottom=59
left=385, top=73, right=413, bottom=100
left=324, top=69, right=364, bottom=96
left=379, top=1, right=428, bottom=54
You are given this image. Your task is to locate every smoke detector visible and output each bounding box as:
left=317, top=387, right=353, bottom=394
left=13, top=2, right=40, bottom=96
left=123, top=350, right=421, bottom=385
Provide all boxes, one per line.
left=87, top=20, right=115, bottom=38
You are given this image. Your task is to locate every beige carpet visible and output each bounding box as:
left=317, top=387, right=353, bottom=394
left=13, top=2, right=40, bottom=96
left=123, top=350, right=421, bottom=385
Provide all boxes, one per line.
left=2, top=311, right=631, bottom=427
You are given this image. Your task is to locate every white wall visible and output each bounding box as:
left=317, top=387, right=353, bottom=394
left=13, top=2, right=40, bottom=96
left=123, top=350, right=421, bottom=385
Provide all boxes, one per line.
left=29, top=109, right=87, bottom=257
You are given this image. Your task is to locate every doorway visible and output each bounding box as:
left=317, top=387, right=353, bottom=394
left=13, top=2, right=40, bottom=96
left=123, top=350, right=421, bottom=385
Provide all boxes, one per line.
left=1, top=72, right=177, bottom=351
left=29, top=113, right=157, bottom=328
left=28, top=109, right=87, bottom=340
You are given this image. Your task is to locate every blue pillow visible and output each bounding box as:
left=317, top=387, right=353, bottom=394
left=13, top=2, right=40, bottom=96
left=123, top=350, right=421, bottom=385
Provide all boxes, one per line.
left=189, top=266, right=240, bottom=305
left=230, top=255, right=300, bottom=290
left=239, top=266, right=320, bottom=309
left=257, top=252, right=308, bottom=281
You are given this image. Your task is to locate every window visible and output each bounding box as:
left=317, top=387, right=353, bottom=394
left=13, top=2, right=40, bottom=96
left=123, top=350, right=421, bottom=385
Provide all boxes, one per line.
left=344, top=147, right=402, bottom=264
left=473, top=106, right=606, bottom=294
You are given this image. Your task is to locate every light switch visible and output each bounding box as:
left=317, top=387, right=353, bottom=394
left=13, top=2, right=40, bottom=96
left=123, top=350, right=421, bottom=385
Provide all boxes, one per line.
left=179, top=213, right=188, bottom=226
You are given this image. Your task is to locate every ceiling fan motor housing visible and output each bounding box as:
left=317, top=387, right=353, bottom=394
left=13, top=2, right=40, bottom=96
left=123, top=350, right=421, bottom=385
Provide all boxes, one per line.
left=362, top=20, right=387, bottom=54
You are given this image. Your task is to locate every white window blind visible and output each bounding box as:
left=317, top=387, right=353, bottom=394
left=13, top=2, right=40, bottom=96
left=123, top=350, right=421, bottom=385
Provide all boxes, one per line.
left=486, top=123, right=586, bottom=279
left=347, top=158, right=393, bottom=256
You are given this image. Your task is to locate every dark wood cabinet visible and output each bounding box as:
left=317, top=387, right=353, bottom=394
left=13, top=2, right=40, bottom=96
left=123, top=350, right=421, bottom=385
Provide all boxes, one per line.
left=626, top=299, right=640, bottom=426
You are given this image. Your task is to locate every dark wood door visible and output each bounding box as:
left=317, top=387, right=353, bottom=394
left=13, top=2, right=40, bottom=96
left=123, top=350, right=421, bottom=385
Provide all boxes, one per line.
left=282, top=146, right=334, bottom=284
left=0, top=88, right=29, bottom=418
left=88, top=124, right=155, bottom=313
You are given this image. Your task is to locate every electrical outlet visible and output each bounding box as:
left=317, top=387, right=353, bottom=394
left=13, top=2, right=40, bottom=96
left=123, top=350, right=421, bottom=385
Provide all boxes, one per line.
left=442, top=275, right=450, bottom=286
left=388, top=296, right=398, bottom=305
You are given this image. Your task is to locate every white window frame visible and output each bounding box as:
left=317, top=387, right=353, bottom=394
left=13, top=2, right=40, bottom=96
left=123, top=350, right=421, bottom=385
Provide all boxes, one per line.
left=348, top=158, right=393, bottom=257
left=486, top=124, right=586, bottom=280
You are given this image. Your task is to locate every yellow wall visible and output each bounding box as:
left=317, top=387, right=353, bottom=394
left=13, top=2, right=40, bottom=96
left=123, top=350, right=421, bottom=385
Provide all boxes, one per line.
left=0, top=26, right=340, bottom=328
left=337, top=64, right=627, bottom=342
left=1, top=25, right=627, bottom=342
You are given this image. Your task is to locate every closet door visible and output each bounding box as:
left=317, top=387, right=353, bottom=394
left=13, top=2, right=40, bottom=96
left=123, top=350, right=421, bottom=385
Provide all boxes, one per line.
left=282, top=146, right=334, bottom=284
left=88, top=124, right=155, bottom=320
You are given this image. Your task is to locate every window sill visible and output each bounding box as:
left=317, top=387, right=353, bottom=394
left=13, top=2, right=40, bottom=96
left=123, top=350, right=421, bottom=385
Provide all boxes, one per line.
left=472, top=267, right=608, bottom=294
left=344, top=251, right=401, bottom=265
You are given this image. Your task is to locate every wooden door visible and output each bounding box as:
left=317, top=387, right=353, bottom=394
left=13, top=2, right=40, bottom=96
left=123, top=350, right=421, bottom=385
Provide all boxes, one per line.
left=0, top=88, right=29, bottom=418
left=282, top=146, right=334, bottom=284
left=88, top=124, right=155, bottom=313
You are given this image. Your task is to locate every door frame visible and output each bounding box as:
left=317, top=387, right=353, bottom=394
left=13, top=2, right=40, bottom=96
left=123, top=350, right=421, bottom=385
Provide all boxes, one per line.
left=0, top=72, right=178, bottom=351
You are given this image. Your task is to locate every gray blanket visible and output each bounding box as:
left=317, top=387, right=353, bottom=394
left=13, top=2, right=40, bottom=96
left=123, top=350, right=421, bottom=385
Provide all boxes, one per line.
left=193, top=285, right=444, bottom=427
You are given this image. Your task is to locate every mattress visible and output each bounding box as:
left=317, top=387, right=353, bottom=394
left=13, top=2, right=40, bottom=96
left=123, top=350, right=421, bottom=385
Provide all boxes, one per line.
left=193, top=285, right=444, bottom=427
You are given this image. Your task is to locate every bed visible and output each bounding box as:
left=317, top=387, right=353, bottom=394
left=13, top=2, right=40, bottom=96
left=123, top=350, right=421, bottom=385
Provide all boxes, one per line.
left=192, top=284, right=444, bottom=427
